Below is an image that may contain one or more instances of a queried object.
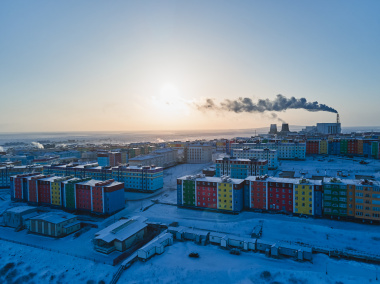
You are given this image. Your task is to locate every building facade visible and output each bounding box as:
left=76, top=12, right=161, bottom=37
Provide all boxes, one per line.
left=231, top=148, right=278, bottom=169
left=215, top=157, right=268, bottom=179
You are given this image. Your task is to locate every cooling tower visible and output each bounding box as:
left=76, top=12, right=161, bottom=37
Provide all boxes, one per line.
left=281, top=123, right=290, bottom=132
left=269, top=124, right=278, bottom=134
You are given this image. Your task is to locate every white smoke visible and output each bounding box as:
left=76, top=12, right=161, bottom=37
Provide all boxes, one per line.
left=31, top=142, right=44, bottom=149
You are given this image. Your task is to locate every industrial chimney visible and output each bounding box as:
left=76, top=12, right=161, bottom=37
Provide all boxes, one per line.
left=269, top=124, right=278, bottom=134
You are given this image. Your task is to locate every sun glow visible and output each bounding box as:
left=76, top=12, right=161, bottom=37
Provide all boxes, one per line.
left=151, top=84, right=190, bottom=113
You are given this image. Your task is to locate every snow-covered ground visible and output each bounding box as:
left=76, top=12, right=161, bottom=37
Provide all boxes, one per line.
left=1, top=160, right=379, bottom=283
left=0, top=239, right=114, bottom=284
left=136, top=204, right=380, bottom=257
left=120, top=241, right=379, bottom=284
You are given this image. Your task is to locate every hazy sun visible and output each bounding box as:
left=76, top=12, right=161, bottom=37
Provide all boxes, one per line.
left=152, top=84, right=189, bottom=114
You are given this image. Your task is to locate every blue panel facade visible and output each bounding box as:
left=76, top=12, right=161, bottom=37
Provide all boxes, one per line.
left=98, top=157, right=110, bottom=167
left=104, top=189, right=125, bottom=214
left=314, top=190, right=323, bottom=217
left=233, top=187, right=244, bottom=212
left=363, top=142, right=372, bottom=157
left=243, top=181, right=250, bottom=209
left=177, top=183, right=183, bottom=205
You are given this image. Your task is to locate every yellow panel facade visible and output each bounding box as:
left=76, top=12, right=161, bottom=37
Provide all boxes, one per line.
left=218, top=182, right=233, bottom=211
left=357, top=140, right=363, bottom=155
left=51, top=181, right=61, bottom=206
left=319, top=140, right=328, bottom=154
left=294, top=184, right=313, bottom=215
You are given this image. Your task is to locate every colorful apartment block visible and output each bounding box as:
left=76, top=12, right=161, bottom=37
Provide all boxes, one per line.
left=43, top=164, right=164, bottom=192
left=1, top=165, right=43, bottom=188
left=354, top=179, right=380, bottom=221
left=215, top=157, right=268, bottom=179
left=232, top=148, right=278, bottom=169
left=10, top=174, right=125, bottom=215
left=177, top=176, right=244, bottom=212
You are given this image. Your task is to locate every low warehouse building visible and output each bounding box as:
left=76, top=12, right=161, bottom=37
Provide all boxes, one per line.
left=256, top=239, right=275, bottom=252
left=3, top=206, right=38, bottom=229
left=94, top=216, right=148, bottom=254
left=138, top=232, right=173, bottom=261
left=29, top=212, right=81, bottom=237
left=209, top=232, right=227, bottom=245
left=220, top=235, right=256, bottom=251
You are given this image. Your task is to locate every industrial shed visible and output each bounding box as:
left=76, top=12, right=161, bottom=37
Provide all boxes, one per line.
left=29, top=212, right=80, bottom=237
left=137, top=232, right=173, bottom=261
left=168, top=226, right=209, bottom=244
left=220, top=235, right=256, bottom=251
left=3, top=206, right=38, bottom=229
left=167, top=226, right=185, bottom=240
left=256, top=239, right=275, bottom=252
left=270, top=243, right=313, bottom=261
left=94, top=216, right=148, bottom=254
left=209, top=232, right=227, bottom=245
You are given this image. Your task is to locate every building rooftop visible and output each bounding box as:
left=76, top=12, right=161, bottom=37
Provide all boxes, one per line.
left=5, top=206, right=37, bottom=214
left=94, top=216, right=148, bottom=243
left=30, top=212, right=77, bottom=224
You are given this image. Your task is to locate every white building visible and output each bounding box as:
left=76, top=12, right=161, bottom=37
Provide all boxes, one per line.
left=232, top=148, right=278, bottom=169
left=316, top=123, right=341, bottom=135
left=231, top=142, right=306, bottom=160
left=128, top=148, right=178, bottom=168
left=185, top=144, right=212, bottom=164
left=94, top=216, right=148, bottom=254
left=3, top=206, right=38, bottom=229
left=29, top=212, right=81, bottom=237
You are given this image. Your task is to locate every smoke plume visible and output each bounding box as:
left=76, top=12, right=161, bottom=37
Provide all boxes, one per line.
left=196, top=95, right=338, bottom=115
left=31, top=142, right=44, bottom=149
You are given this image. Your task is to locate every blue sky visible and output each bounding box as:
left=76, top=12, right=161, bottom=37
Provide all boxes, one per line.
left=0, top=1, right=379, bottom=132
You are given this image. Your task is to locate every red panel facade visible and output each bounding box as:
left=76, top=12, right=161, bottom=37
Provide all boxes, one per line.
left=28, top=179, right=38, bottom=202
left=14, top=178, right=23, bottom=200
left=37, top=180, right=51, bottom=204
left=250, top=180, right=267, bottom=210
left=92, top=186, right=103, bottom=213
left=306, top=141, right=320, bottom=154
left=196, top=181, right=217, bottom=209
left=268, top=182, right=293, bottom=213
left=76, top=184, right=92, bottom=211
left=347, top=140, right=358, bottom=155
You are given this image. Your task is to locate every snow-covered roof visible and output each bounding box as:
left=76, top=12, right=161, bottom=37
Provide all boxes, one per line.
left=63, top=221, right=81, bottom=228
left=30, top=212, right=77, bottom=224
left=5, top=206, right=37, bottom=214
left=209, top=232, right=227, bottom=238
left=196, top=177, right=245, bottom=184
left=39, top=176, right=60, bottom=182
left=222, top=234, right=256, bottom=243
left=95, top=216, right=148, bottom=243
left=139, top=232, right=173, bottom=252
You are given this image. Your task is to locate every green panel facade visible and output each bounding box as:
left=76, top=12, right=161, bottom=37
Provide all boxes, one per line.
left=340, top=139, right=348, bottom=154
left=65, top=183, right=76, bottom=209
left=323, top=181, right=347, bottom=217
left=371, top=142, right=379, bottom=158
left=182, top=180, right=195, bottom=206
